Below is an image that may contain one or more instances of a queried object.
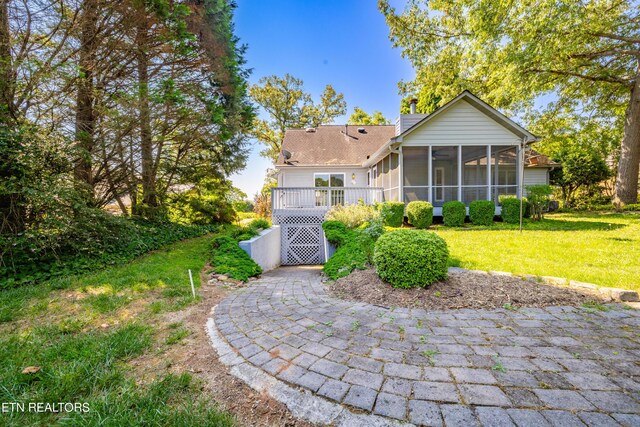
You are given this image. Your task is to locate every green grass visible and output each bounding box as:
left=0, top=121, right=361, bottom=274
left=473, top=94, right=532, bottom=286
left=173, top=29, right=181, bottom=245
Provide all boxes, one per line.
left=432, top=212, right=640, bottom=291
left=0, top=235, right=235, bottom=426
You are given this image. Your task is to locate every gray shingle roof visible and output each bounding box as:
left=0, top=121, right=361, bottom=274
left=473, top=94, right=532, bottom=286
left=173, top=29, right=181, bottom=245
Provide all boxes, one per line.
left=277, top=125, right=395, bottom=166
left=276, top=124, right=555, bottom=168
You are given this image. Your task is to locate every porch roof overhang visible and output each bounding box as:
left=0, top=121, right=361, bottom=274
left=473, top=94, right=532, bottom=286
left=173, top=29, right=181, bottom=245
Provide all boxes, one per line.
left=362, top=91, right=541, bottom=168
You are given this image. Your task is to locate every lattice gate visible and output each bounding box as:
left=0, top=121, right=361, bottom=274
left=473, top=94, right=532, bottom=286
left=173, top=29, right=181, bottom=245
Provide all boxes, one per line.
left=273, top=211, right=326, bottom=265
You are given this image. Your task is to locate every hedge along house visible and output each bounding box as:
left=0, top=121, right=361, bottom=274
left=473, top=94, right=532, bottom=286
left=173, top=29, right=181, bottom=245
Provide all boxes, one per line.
left=272, top=91, right=557, bottom=265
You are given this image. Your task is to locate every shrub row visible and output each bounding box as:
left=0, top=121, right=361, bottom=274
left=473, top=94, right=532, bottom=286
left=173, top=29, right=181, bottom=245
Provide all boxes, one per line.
left=500, top=196, right=531, bottom=223
left=1, top=212, right=218, bottom=289
left=443, top=201, right=466, bottom=227
left=406, top=201, right=433, bottom=229
left=380, top=201, right=405, bottom=227
left=469, top=200, right=495, bottom=226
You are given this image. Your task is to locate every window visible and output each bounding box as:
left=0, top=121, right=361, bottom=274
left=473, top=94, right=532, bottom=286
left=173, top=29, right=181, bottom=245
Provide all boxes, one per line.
left=314, top=173, right=345, bottom=187
left=314, top=173, right=345, bottom=206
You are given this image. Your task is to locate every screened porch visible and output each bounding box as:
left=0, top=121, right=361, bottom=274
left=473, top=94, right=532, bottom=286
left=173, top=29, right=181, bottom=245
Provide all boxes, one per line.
left=370, top=145, right=521, bottom=211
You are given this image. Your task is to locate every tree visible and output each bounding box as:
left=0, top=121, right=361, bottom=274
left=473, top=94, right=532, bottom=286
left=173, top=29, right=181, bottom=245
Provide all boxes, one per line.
left=379, top=0, right=640, bottom=204
left=249, top=74, right=346, bottom=162
left=348, top=107, right=390, bottom=125
left=550, top=150, right=612, bottom=207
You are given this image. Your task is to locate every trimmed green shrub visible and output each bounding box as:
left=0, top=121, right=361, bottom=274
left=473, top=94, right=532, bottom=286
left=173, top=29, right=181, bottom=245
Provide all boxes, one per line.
left=381, top=201, right=405, bottom=227
left=442, top=201, right=466, bottom=227
left=406, top=201, right=434, bottom=229
left=229, top=226, right=259, bottom=241
left=322, top=221, right=370, bottom=279
left=469, top=200, right=495, bottom=226
left=210, top=236, right=262, bottom=282
left=499, top=196, right=530, bottom=223
left=373, top=230, right=448, bottom=288
left=249, top=218, right=270, bottom=230
left=322, top=221, right=349, bottom=246
left=325, top=203, right=378, bottom=228
left=526, top=184, right=553, bottom=221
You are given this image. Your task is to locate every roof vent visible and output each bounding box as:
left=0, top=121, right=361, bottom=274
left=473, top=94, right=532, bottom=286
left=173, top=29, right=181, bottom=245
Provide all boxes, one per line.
left=305, top=127, right=316, bottom=133
left=357, top=128, right=366, bottom=134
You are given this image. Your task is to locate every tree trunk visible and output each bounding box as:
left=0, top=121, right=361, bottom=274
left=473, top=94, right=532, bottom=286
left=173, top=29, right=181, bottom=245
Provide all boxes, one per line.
left=614, top=74, right=640, bottom=205
left=74, top=0, right=98, bottom=204
left=137, top=20, right=156, bottom=211
left=0, top=0, right=25, bottom=235
left=0, top=0, right=12, bottom=121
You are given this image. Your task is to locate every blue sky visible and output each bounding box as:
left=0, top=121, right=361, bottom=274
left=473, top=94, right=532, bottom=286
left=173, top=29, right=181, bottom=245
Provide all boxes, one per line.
left=230, top=0, right=414, bottom=197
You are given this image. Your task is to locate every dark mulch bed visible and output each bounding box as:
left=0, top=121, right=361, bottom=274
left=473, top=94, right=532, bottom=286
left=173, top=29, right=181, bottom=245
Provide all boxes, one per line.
left=328, top=268, right=607, bottom=310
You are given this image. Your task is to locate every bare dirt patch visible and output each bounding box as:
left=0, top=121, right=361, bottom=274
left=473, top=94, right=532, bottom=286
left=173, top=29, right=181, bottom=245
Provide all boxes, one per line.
left=128, top=269, right=313, bottom=427
left=328, top=268, right=607, bottom=310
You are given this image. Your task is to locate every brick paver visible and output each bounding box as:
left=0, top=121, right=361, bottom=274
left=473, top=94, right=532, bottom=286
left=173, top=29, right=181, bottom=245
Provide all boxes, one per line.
left=213, top=266, right=640, bottom=426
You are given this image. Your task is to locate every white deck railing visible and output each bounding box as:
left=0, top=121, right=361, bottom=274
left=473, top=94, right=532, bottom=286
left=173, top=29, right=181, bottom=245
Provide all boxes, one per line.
left=272, top=187, right=384, bottom=211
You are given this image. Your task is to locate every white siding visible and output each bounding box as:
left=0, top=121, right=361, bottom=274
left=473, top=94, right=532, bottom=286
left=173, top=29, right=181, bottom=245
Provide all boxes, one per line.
left=279, top=167, right=369, bottom=187
left=402, top=100, right=521, bottom=146
left=523, top=168, right=549, bottom=187
left=396, top=114, right=428, bottom=135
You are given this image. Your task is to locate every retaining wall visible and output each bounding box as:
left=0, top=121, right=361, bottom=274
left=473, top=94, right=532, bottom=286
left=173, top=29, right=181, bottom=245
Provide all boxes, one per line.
left=239, top=226, right=281, bottom=272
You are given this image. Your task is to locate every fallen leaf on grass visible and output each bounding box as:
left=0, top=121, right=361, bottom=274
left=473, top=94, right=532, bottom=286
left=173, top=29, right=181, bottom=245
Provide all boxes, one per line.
left=22, top=366, right=41, bottom=374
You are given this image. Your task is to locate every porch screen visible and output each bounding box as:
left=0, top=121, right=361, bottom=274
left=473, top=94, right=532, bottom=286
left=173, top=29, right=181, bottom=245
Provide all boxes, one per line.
left=491, top=146, right=517, bottom=204
left=402, top=148, right=429, bottom=203
left=431, top=146, right=458, bottom=207
left=462, top=146, right=488, bottom=204
left=385, top=154, right=400, bottom=201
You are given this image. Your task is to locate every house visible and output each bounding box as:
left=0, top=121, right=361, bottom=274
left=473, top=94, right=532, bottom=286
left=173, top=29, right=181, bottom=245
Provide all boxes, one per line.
left=272, top=91, right=557, bottom=264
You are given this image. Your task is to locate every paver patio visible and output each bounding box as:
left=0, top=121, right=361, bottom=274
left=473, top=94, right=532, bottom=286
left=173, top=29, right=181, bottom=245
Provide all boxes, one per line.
left=212, top=267, right=640, bottom=426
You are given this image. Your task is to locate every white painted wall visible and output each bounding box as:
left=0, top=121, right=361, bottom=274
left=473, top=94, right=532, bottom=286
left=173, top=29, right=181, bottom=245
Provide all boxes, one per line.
left=523, top=168, right=550, bottom=197
left=523, top=168, right=549, bottom=186
left=395, top=114, right=428, bottom=135
left=239, top=226, right=281, bottom=272
left=402, top=100, right=521, bottom=146
left=279, top=167, right=369, bottom=187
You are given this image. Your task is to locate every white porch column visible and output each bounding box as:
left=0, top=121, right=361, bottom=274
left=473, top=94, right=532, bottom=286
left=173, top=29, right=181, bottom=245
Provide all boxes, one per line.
left=493, top=149, right=499, bottom=204
left=457, top=145, right=463, bottom=202
left=486, top=145, right=492, bottom=201
left=428, top=146, right=433, bottom=203
left=398, top=147, right=404, bottom=203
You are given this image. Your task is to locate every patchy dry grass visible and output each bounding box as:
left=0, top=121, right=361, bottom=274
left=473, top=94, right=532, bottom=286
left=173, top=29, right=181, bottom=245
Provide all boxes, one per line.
left=0, top=236, right=236, bottom=426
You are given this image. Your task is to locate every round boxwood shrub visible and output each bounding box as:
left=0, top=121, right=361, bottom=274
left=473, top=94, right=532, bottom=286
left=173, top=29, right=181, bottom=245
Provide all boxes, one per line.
left=380, top=201, right=405, bottom=227
left=406, top=201, right=433, bottom=229
left=442, top=201, right=466, bottom=227
left=499, top=196, right=530, bottom=224
left=373, top=229, right=448, bottom=288
left=469, top=200, right=496, bottom=226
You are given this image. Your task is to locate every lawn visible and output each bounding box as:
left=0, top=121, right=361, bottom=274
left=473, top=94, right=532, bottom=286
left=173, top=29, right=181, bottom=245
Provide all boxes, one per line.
left=432, top=212, right=640, bottom=292
left=0, top=235, right=236, bottom=427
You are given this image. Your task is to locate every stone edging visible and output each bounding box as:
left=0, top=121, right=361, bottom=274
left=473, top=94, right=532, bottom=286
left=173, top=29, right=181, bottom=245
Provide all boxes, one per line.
left=205, top=307, right=411, bottom=427
left=447, top=267, right=639, bottom=302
